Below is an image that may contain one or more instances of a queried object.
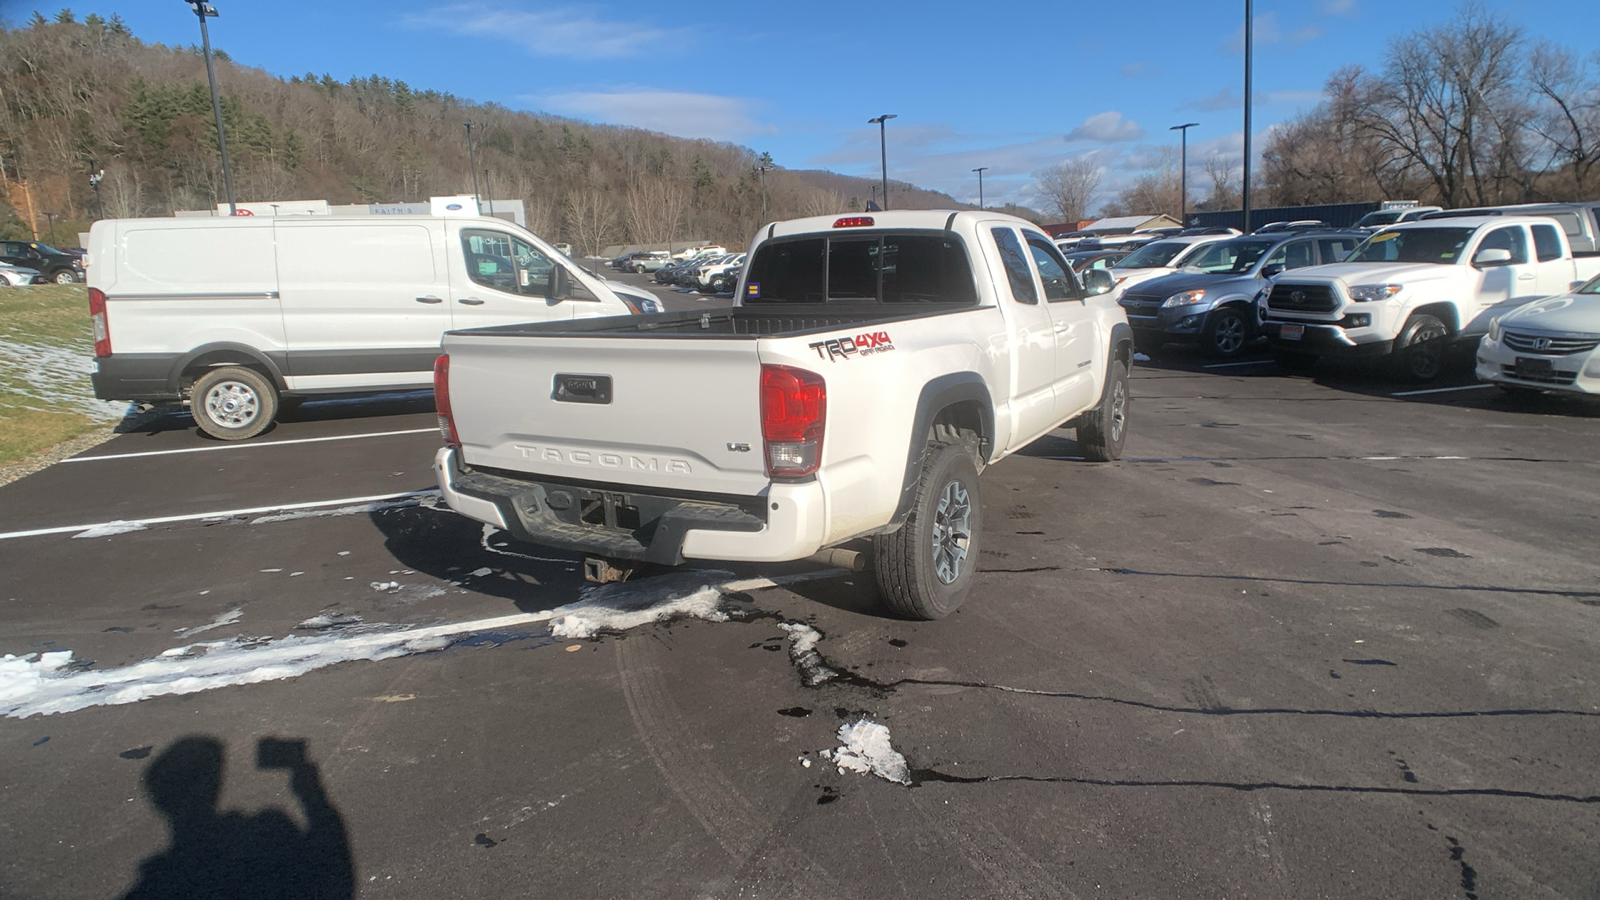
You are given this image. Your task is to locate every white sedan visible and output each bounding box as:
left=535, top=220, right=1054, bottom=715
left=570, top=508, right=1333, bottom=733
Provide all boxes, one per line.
left=1476, top=274, right=1600, bottom=396
left=0, top=262, right=45, bottom=286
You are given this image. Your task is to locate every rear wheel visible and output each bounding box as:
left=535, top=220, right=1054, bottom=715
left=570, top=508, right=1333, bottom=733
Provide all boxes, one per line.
left=1391, top=313, right=1450, bottom=382
left=190, top=366, right=277, bottom=440
left=1201, top=307, right=1251, bottom=358
left=874, top=441, right=982, bottom=620
left=1077, top=358, right=1129, bottom=462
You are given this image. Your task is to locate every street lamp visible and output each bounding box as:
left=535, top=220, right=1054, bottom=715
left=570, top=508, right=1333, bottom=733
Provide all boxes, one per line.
left=1169, top=123, right=1198, bottom=224
left=184, top=0, right=236, bottom=216
left=972, top=166, right=988, bottom=209
left=757, top=162, right=773, bottom=219
left=868, top=114, right=897, bottom=211
left=464, top=122, right=481, bottom=208
left=1242, top=0, right=1254, bottom=233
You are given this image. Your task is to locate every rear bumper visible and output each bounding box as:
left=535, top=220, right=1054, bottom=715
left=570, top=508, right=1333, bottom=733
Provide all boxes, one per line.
left=92, top=353, right=184, bottom=401
left=434, top=446, right=827, bottom=564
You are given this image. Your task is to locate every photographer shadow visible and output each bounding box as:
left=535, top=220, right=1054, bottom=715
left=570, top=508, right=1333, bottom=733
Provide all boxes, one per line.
left=120, top=735, right=353, bottom=900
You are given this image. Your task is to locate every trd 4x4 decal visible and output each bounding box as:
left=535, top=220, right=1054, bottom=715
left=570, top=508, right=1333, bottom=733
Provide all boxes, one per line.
left=808, top=330, right=896, bottom=361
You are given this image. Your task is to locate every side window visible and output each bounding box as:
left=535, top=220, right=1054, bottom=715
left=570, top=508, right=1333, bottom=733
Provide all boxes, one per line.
left=1263, top=245, right=1289, bottom=269
left=991, top=228, right=1037, bottom=304
left=1024, top=235, right=1080, bottom=302
left=1318, top=239, right=1355, bottom=263
left=1283, top=240, right=1315, bottom=269
left=1480, top=226, right=1529, bottom=264
left=461, top=229, right=555, bottom=296
left=1531, top=224, right=1563, bottom=262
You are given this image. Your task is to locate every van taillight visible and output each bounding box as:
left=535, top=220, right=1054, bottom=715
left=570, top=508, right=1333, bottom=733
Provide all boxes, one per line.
left=433, top=354, right=459, bottom=446
left=87, top=288, right=111, bottom=357
left=760, top=364, right=825, bottom=478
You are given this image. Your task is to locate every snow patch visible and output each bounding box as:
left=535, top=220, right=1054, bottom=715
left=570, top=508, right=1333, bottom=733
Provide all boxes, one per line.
left=370, top=581, right=400, bottom=593
left=548, top=571, right=732, bottom=639
left=71, top=520, right=147, bottom=539
left=821, top=718, right=911, bottom=785
left=251, top=496, right=423, bottom=524
left=174, top=608, right=243, bottom=639
left=0, top=341, right=127, bottom=420
left=779, top=622, right=837, bottom=686
left=1133, top=352, right=1152, bottom=362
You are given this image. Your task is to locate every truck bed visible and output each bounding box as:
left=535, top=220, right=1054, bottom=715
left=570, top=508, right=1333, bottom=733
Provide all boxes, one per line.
left=450, top=302, right=981, bottom=340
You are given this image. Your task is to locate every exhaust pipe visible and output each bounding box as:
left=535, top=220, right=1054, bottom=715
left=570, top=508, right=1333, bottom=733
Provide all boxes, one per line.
left=805, top=548, right=866, bottom=572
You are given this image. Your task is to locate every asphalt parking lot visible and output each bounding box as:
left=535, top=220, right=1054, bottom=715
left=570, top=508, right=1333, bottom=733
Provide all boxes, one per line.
left=3, top=316, right=1599, bottom=899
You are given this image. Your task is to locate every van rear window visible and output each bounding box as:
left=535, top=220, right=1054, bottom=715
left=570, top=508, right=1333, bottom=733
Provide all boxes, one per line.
left=743, top=232, right=976, bottom=305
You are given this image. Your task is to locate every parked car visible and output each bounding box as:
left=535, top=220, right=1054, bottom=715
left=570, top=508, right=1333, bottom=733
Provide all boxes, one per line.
left=1422, top=202, right=1600, bottom=255
left=630, top=252, right=673, bottom=273
left=1061, top=249, right=1130, bottom=275
left=707, top=265, right=742, bottom=294
left=0, top=262, right=47, bottom=286
left=1476, top=273, right=1600, bottom=396
left=1352, top=206, right=1442, bottom=229
left=0, top=240, right=84, bottom=284
left=1253, top=220, right=1334, bottom=234
left=1121, top=229, right=1363, bottom=358
left=88, top=214, right=664, bottom=440
left=432, top=209, right=1131, bottom=620
left=1106, top=235, right=1230, bottom=299
left=1261, top=216, right=1600, bottom=380
left=692, top=254, right=745, bottom=291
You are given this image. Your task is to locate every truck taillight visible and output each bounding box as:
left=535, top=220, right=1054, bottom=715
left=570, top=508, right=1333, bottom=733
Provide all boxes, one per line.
left=760, top=364, right=825, bottom=478
left=88, top=287, right=111, bottom=358
left=433, top=354, right=459, bottom=446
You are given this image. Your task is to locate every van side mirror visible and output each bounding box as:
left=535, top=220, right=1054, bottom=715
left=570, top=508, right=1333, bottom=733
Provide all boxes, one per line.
left=550, top=266, right=597, bottom=302
left=1082, top=269, right=1114, bottom=296
left=1473, top=248, right=1513, bottom=268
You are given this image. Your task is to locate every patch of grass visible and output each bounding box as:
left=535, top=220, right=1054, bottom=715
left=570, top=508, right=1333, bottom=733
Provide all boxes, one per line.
left=0, top=284, right=92, bottom=346
left=0, top=284, right=114, bottom=467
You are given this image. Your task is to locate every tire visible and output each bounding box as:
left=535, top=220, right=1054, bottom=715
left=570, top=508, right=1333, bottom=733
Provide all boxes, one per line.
left=1201, top=306, right=1252, bottom=359
left=52, top=269, right=77, bottom=284
left=190, top=366, right=277, bottom=440
left=1272, top=348, right=1318, bottom=373
left=1077, top=358, right=1130, bottom=462
left=873, top=441, right=982, bottom=620
left=1391, top=313, right=1450, bottom=382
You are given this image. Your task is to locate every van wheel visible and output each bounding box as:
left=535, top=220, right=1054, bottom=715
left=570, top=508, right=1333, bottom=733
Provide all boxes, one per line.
left=1391, top=313, right=1449, bottom=382
left=1077, top=358, right=1130, bottom=461
left=191, top=366, right=277, bottom=440
left=873, top=442, right=981, bottom=620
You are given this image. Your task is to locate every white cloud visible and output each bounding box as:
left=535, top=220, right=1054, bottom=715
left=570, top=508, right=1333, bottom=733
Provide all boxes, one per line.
left=1319, top=0, right=1357, bottom=15
left=1121, top=61, right=1156, bottom=78
left=535, top=90, right=776, bottom=142
left=1066, top=112, right=1144, bottom=143
left=401, top=4, right=670, bottom=59
left=1182, top=88, right=1327, bottom=114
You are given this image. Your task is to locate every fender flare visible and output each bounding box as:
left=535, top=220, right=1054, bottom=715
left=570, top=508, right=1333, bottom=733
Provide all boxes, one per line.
left=168, top=343, right=289, bottom=395
left=888, top=373, right=995, bottom=527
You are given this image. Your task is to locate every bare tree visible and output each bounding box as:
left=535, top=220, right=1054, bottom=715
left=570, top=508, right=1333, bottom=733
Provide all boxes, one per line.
left=563, top=187, right=620, bottom=257
left=1034, top=156, right=1102, bottom=221
left=1526, top=42, right=1600, bottom=198
left=622, top=176, right=689, bottom=244
left=1114, top=148, right=1182, bottom=216
left=1201, top=151, right=1240, bottom=210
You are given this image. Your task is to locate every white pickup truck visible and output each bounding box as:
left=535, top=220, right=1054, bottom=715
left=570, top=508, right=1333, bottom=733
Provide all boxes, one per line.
left=1260, top=216, right=1600, bottom=380
left=434, top=210, right=1133, bottom=619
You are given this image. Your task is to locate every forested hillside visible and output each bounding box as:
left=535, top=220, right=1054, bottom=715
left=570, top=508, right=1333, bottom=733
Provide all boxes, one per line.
left=0, top=11, right=980, bottom=254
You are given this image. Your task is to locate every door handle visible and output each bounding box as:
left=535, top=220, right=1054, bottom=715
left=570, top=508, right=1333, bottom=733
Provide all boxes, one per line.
left=1516, top=273, right=1535, bottom=280
left=458, top=297, right=485, bottom=306
left=415, top=295, right=443, bottom=304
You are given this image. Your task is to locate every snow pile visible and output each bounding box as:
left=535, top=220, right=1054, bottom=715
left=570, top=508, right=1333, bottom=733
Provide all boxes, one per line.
left=174, top=608, right=244, bottom=639
left=821, top=718, right=911, bottom=785
left=548, top=571, right=732, bottom=639
left=0, top=341, right=127, bottom=420
left=72, top=520, right=148, bottom=539
left=779, top=622, right=837, bottom=686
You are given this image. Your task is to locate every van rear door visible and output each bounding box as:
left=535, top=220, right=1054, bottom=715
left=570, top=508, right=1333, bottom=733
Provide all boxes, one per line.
left=275, top=219, right=450, bottom=391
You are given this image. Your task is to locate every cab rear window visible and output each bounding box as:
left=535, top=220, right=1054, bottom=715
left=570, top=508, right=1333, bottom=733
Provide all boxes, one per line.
left=743, top=232, right=977, bottom=304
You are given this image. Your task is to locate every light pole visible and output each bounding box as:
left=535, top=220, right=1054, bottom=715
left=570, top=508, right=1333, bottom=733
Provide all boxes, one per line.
left=464, top=121, right=481, bottom=208
left=87, top=158, right=105, bottom=220
left=1242, top=0, right=1254, bottom=233
left=483, top=168, right=493, bottom=216
left=868, top=114, right=897, bottom=210
left=1169, top=123, right=1198, bottom=224
left=185, top=1, right=236, bottom=216
left=972, top=166, right=988, bottom=209
left=757, top=163, right=772, bottom=219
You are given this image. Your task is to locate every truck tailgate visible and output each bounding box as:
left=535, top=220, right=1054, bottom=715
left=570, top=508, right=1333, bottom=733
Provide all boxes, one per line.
left=444, top=332, right=770, bottom=496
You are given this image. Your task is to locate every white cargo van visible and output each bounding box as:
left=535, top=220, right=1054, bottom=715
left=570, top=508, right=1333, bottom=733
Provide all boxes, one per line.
left=87, top=215, right=663, bottom=439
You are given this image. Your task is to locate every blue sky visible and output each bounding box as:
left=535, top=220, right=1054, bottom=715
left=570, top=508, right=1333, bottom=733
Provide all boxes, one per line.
left=12, top=0, right=1591, bottom=210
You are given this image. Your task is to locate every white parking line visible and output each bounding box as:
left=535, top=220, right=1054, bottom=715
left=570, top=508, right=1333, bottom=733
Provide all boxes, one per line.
left=66, top=427, right=438, bottom=463
left=1204, top=360, right=1276, bottom=369
left=0, top=490, right=440, bottom=542
left=1391, top=384, right=1496, bottom=397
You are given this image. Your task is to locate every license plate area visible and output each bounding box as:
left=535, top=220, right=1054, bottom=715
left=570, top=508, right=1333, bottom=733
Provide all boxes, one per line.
left=1279, top=324, right=1305, bottom=341
left=1514, top=357, right=1553, bottom=377
left=553, top=373, right=612, bottom=404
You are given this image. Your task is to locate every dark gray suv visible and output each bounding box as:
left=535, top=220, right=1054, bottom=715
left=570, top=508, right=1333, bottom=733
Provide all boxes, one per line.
left=1118, top=230, right=1362, bottom=358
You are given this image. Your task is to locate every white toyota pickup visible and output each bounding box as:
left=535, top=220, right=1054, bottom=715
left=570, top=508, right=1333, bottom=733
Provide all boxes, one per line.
left=433, top=210, right=1133, bottom=619
left=1260, top=216, right=1600, bottom=380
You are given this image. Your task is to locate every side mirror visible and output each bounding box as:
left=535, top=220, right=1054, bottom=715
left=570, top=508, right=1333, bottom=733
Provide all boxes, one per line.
left=1082, top=269, right=1114, bottom=296
left=1473, top=248, right=1513, bottom=268
left=1260, top=263, right=1285, bottom=279
left=550, top=266, right=597, bottom=302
